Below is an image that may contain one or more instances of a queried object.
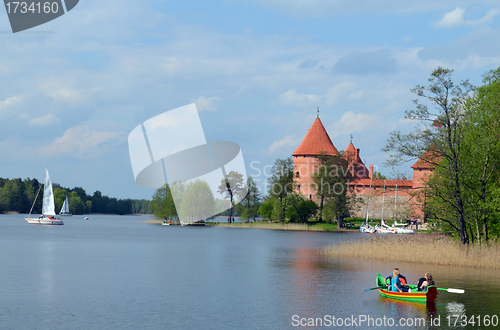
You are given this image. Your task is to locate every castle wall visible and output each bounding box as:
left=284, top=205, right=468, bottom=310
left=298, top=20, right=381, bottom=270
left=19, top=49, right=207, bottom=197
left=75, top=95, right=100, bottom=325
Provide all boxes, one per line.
left=349, top=194, right=413, bottom=220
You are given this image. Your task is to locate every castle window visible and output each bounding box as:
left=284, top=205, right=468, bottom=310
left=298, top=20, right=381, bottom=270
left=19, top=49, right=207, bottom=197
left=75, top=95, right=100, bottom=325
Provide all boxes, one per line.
left=296, top=171, right=300, bottom=178
left=297, top=184, right=301, bottom=191
left=309, top=195, right=312, bottom=200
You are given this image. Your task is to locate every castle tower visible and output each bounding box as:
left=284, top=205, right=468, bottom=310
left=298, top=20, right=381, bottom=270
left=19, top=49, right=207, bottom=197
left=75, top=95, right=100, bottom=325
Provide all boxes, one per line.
left=342, top=141, right=370, bottom=179
left=292, top=117, right=338, bottom=199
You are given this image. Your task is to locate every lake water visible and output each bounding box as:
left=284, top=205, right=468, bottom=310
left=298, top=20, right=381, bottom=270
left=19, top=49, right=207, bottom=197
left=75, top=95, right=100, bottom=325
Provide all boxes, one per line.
left=0, top=214, right=498, bottom=329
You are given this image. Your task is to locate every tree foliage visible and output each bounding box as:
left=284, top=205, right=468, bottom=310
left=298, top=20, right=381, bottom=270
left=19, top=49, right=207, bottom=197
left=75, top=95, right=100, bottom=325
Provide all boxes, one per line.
left=312, top=153, right=354, bottom=227
left=0, top=177, right=149, bottom=215
left=236, top=177, right=261, bottom=222
left=384, top=67, right=500, bottom=243
left=267, top=157, right=295, bottom=222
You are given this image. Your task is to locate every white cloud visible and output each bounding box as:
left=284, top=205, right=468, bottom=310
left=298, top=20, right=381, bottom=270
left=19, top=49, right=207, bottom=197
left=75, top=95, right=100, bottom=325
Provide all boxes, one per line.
left=329, top=111, right=380, bottom=138
left=39, top=125, right=123, bottom=157
left=193, top=96, right=219, bottom=111
left=0, top=95, right=23, bottom=112
left=435, top=7, right=500, bottom=28
left=325, top=82, right=357, bottom=105
left=268, top=135, right=297, bottom=154
left=435, top=7, right=466, bottom=28
left=280, top=89, right=322, bottom=107
left=28, top=114, right=61, bottom=126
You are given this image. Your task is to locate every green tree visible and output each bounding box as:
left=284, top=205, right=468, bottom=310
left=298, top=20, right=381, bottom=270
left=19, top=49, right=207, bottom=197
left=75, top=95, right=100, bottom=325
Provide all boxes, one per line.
left=236, top=177, right=261, bottom=222
left=69, top=191, right=86, bottom=215
left=257, top=196, right=275, bottom=221
left=285, top=193, right=318, bottom=223
left=179, top=180, right=215, bottom=223
left=267, top=157, right=295, bottom=222
left=372, top=171, right=387, bottom=180
left=151, top=184, right=178, bottom=220
left=459, top=69, right=500, bottom=243
left=86, top=200, right=92, bottom=213
left=218, top=171, right=246, bottom=222
left=312, top=153, right=354, bottom=227
left=53, top=188, right=68, bottom=213
left=384, top=67, right=475, bottom=244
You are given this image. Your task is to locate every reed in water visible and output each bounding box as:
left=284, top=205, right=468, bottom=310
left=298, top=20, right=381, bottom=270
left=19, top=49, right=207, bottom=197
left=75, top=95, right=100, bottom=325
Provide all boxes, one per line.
left=322, top=235, right=500, bottom=269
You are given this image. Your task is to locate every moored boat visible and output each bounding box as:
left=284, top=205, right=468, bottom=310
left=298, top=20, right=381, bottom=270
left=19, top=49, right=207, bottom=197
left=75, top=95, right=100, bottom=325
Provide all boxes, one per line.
left=376, top=273, right=437, bottom=302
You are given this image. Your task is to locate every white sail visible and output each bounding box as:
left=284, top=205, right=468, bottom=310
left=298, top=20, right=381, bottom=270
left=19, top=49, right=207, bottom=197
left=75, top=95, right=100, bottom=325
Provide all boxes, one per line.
left=60, top=196, right=70, bottom=214
left=42, top=168, right=56, bottom=215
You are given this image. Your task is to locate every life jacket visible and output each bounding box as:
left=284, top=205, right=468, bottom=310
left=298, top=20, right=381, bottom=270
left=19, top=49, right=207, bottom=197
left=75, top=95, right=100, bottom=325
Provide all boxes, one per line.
left=399, top=275, right=407, bottom=286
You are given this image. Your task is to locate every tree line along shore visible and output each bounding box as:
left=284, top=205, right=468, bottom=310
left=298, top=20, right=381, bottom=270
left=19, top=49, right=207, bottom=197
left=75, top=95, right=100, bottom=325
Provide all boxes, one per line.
left=151, top=66, right=500, bottom=250
left=0, top=177, right=152, bottom=215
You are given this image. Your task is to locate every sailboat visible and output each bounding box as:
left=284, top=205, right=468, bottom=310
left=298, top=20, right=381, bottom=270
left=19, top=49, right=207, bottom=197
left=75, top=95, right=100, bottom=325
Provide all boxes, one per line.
left=25, top=168, right=64, bottom=225
left=59, top=196, right=72, bottom=216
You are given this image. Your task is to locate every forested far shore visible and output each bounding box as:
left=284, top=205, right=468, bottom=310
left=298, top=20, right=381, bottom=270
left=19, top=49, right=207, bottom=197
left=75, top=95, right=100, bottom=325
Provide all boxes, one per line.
left=0, top=177, right=152, bottom=215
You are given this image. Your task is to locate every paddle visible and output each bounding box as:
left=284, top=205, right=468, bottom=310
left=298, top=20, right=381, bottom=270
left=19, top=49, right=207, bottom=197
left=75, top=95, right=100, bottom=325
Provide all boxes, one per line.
left=362, top=286, right=387, bottom=292
left=436, top=287, right=464, bottom=294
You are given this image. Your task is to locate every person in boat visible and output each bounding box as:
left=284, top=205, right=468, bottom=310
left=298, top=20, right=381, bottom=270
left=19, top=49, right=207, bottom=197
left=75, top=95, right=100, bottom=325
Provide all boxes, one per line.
left=384, top=268, right=407, bottom=288
left=417, top=272, right=435, bottom=291
left=388, top=269, right=403, bottom=292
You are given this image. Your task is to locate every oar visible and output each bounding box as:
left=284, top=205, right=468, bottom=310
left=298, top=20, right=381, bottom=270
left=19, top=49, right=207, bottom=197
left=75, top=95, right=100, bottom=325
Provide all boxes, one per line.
left=362, top=286, right=387, bottom=292
left=437, top=287, right=464, bottom=294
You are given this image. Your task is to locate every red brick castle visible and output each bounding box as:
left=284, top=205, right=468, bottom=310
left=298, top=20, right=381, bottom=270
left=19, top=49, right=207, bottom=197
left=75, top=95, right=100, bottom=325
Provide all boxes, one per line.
left=292, top=116, right=433, bottom=219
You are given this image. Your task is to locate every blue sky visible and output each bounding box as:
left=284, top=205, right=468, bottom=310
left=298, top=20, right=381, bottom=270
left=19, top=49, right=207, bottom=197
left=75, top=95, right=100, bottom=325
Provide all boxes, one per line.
left=1, top=0, right=500, bottom=199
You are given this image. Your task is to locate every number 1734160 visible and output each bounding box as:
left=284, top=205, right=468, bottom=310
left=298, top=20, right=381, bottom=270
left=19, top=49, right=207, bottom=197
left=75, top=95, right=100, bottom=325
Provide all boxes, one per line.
left=5, top=2, right=60, bottom=14
left=447, top=315, right=498, bottom=327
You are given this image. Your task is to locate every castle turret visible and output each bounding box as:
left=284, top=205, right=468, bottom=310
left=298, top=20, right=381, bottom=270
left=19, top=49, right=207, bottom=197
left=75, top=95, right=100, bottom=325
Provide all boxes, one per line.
left=293, top=117, right=338, bottom=199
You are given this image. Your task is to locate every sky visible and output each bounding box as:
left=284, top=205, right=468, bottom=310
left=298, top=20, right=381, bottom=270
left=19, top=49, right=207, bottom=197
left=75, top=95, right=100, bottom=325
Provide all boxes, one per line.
left=1, top=0, right=500, bottom=200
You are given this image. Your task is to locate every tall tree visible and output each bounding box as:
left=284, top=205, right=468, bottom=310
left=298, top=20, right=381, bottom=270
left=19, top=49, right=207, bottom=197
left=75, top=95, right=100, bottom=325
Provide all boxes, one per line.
left=151, top=184, right=178, bottom=220
left=460, top=68, right=500, bottom=243
left=236, top=177, right=261, bottom=222
left=312, top=153, right=354, bottom=227
left=384, top=67, right=475, bottom=244
left=179, top=179, right=215, bottom=223
left=217, top=171, right=246, bottom=222
left=267, top=157, right=295, bottom=222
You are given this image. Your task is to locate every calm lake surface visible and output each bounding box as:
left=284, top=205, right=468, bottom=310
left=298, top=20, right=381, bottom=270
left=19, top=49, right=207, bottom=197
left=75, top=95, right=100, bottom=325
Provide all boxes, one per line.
left=0, top=214, right=499, bottom=329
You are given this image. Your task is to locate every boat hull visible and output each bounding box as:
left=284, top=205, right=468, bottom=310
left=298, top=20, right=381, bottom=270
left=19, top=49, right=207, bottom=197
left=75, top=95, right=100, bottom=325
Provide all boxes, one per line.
left=378, top=287, right=437, bottom=303
left=26, top=217, right=64, bottom=225
left=376, top=273, right=437, bottom=302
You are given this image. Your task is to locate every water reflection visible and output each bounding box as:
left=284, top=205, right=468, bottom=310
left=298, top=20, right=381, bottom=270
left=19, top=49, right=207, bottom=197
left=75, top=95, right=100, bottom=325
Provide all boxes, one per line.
left=40, top=241, right=55, bottom=296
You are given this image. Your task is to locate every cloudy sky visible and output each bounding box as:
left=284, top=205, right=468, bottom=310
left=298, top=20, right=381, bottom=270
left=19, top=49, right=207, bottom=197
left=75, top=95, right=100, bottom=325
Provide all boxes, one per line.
left=1, top=0, right=500, bottom=199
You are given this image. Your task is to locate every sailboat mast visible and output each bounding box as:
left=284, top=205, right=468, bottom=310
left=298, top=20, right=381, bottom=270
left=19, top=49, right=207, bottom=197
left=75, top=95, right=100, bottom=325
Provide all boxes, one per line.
left=394, top=183, right=398, bottom=220
left=364, top=175, right=373, bottom=222
left=27, top=184, right=43, bottom=217
left=381, top=180, right=386, bottom=221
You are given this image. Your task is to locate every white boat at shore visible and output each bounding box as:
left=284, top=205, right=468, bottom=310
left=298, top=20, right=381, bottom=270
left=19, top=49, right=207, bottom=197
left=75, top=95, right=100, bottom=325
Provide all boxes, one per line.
left=25, top=168, right=64, bottom=225
left=381, top=220, right=414, bottom=234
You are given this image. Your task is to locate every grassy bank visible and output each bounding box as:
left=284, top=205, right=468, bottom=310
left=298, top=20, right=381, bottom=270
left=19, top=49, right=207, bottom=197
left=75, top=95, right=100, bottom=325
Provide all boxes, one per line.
left=322, top=236, right=500, bottom=269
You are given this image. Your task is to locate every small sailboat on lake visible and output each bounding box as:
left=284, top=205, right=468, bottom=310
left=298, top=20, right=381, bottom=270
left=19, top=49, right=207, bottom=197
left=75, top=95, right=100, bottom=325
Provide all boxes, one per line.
left=25, top=168, right=64, bottom=225
left=59, top=196, right=72, bottom=216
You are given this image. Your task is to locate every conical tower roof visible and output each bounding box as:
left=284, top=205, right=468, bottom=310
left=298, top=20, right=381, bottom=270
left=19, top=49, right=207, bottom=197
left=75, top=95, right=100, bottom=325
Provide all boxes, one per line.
left=343, top=142, right=365, bottom=164
left=292, top=118, right=338, bottom=156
